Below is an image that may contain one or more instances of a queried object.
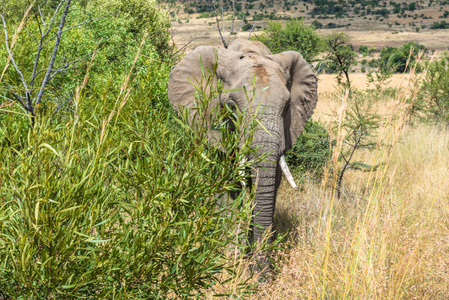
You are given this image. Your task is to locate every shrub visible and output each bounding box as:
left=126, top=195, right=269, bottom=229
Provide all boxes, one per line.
left=0, top=2, right=269, bottom=298
left=0, top=55, right=265, bottom=298
left=286, top=120, right=331, bottom=177
left=359, top=45, right=368, bottom=54
left=418, top=54, right=449, bottom=122
left=251, top=19, right=322, bottom=62
left=379, top=42, right=426, bottom=73
left=0, top=0, right=173, bottom=127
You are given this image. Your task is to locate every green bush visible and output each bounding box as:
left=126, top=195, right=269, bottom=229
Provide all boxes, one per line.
left=286, top=120, right=331, bottom=176
left=417, top=53, right=449, bottom=122
left=0, top=0, right=172, bottom=125
left=379, top=42, right=426, bottom=73
left=359, top=45, right=368, bottom=54
left=0, top=1, right=270, bottom=298
left=0, top=57, right=264, bottom=298
left=251, top=19, right=322, bottom=62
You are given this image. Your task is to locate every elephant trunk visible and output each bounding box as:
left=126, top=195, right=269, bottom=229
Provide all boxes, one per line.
left=249, top=110, right=283, bottom=245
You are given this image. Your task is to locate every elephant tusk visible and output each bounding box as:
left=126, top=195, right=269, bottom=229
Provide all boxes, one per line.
left=280, top=154, right=297, bottom=191
left=239, top=158, right=246, bottom=188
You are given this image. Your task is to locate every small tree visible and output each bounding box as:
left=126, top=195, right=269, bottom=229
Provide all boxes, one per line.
left=333, top=93, right=380, bottom=199
left=324, top=32, right=356, bottom=88
left=379, top=42, right=426, bottom=73
left=418, top=53, right=449, bottom=122
left=252, top=19, right=322, bottom=62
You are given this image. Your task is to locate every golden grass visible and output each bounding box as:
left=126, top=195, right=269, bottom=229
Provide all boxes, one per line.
left=209, top=70, right=449, bottom=299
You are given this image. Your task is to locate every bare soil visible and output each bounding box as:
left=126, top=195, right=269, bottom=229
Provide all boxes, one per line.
left=164, top=0, right=449, bottom=52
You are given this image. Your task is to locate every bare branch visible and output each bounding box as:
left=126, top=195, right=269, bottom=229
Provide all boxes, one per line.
left=0, top=3, right=33, bottom=83
left=42, top=0, right=64, bottom=38
left=247, top=23, right=256, bottom=40
left=227, top=1, right=235, bottom=47
left=38, top=2, right=45, bottom=25
left=35, top=0, right=72, bottom=108
left=1, top=15, right=30, bottom=97
left=221, top=8, right=225, bottom=35
left=234, top=15, right=246, bottom=41
left=48, top=52, right=94, bottom=81
left=0, top=94, right=15, bottom=103
left=212, top=0, right=227, bottom=48
left=24, top=26, right=38, bottom=44
left=1, top=79, right=27, bottom=109
left=31, top=51, right=94, bottom=83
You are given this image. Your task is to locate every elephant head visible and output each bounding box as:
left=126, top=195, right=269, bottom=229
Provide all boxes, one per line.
left=168, top=38, right=317, bottom=245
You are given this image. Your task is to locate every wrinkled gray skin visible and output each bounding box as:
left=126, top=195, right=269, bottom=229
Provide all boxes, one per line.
left=168, top=39, right=317, bottom=247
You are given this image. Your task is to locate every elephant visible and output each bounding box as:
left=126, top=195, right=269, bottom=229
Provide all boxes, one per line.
left=168, top=38, right=318, bottom=250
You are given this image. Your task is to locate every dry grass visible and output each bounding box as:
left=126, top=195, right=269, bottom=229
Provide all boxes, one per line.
left=208, top=71, right=449, bottom=299
left=168, top=0, right=449, bottom=52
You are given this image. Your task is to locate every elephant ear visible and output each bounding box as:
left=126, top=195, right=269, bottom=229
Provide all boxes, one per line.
left=268, top=51, right=318, bottom=150
left=168, top=46, right=225, bottom=143
left=168, top=46, right=221, bottom=112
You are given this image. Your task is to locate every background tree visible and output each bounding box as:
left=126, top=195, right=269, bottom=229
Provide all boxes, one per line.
left=324, top=32, right=356, bottom=88
left=251, top=19, right=322, bottom=62
left=418, top=53, right=449, bottom=122
left=379, top=42, right=426, bottom=73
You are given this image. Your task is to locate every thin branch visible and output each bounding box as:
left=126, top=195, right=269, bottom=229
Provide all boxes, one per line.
left=1, top=15, right=30, bottom=99
left=1, top=79, right=27, bottom=109
left=31, top=51, right=94, bottom=83
left=38, top=2, right=46, bottom=25
left=247, top=23, right=256, bottom=40
left=227, top=1, right=235, bottom=46
left=42, top=0, right=64, bottom=39
left=24, top=26, right=38, bottom=44
left=35, top=0, right=72, bottom=108
left=40, top=13, right=116, bottom=51
left=212, top=0, right=227, bottom=48
left=0, top=94, right=15, bottom=103
left=221, top=7, right=225, bottom=34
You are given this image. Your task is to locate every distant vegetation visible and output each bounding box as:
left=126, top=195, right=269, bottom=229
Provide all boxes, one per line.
left=251, top=19, right=322, bottom=61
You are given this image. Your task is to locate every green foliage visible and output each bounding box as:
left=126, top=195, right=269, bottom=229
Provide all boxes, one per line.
left=251, top=19, right=322, bottom=62
left=0, top=0, right=172, bottom=124
left=359, top=45, right=368, bottom=54
left=0, top=1, right=274, bottom=298
left=417, top=54, right=449, bottom=122
left=0, top=55, right=266, bottom=298
left=359, top=45, right=376, bottom=56
left=366, top=65, right=394, bottom=92
left=286, top=120, right=331, bottom=177
left=379, top=42, right=426, bottom=73
left=431, top=20, right=449, bottom=29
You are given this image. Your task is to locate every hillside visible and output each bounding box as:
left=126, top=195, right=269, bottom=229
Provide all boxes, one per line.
left=163, top=0, right=449, bottom=51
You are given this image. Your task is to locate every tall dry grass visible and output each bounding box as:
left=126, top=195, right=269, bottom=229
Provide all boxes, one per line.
left=210, top=64, right=449, bottom=299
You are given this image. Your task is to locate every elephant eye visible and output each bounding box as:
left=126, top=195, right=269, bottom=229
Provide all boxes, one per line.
left=239, top=55, right=245, bottom=59
left=225, top=100, right=236, bottom=112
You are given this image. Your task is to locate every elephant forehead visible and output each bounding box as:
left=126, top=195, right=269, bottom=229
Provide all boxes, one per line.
left=223, top=57, right=287, bottom=85
left=253, top=64, right=269, bottom=86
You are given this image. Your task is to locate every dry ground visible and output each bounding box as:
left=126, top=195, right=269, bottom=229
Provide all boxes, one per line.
left=207, top=73, right=449, bottom=299
left=166, top=0, right=449, bottom=52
